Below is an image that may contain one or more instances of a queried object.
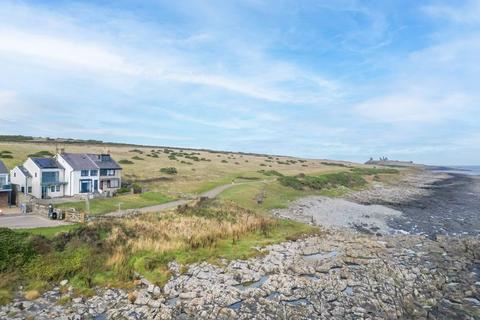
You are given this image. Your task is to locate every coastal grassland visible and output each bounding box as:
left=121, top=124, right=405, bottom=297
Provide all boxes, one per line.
left=219, top=168, right=402, bottom=210
left=56, top=192, right=173, bottom=215
left=0, top=141, right=353, bottom=198
left=0, top=199, right=319, bottom=304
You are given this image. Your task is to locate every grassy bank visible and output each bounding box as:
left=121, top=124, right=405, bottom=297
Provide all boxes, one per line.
left=0, top=199, right=319, bottom=304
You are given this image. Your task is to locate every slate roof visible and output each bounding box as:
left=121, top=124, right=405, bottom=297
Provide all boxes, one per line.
left=0, top=160, right=7, bottom=174
left=18, top=165, right=32, bottom=177
left=61, top=153, right=98, bottom=170
left=86, top=154, right=122, bottom=170
left=59, top=153, right=122, bottom=170
left=31, top=158, right=64, bottom=169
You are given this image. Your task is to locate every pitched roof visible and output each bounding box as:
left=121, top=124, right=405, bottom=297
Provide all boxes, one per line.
left=60, top=153, right=98, bottom=170
left=18, top=165, right=32, bottom=177
left=0, top=160, right=7, bottom=174
left=86, top=154, right=122, bottom=170
left=31, top=158, right=64, bottom=169
left=59, top=153, right=122, bottom=170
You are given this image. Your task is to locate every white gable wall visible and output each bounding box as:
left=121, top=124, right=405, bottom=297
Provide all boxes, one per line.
left=23, top=158, right=42, bottom=198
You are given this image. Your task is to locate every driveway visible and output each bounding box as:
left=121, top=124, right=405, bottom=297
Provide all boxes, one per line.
left=0, top=214, right=71, bottom=229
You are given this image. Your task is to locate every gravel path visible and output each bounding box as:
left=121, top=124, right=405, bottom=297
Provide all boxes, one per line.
left=104, top=181, right=261, bottom=218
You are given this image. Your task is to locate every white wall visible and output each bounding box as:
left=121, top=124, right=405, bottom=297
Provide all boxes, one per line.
left=56, top=155, right=74, bottom=196
left=23, top=158, right=41, bottom=198
left=10, top=167, right=26, bottom=192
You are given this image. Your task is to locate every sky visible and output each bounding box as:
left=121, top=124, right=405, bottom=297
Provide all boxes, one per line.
left=0, top=0, right=479, bottom=165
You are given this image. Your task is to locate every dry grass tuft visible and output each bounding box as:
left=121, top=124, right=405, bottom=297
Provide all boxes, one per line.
left=24, top=290, right=40, bottom=300
left=127, top=291, right=137, bottom=304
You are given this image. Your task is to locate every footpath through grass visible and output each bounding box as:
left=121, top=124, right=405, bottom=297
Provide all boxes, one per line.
left=56, top=192, right=173, bottom=215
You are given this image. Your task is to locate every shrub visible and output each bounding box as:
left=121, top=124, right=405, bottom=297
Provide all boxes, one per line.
left=278, top=176, right=304, bottom=190
left=160, top=167, right=177, bottom=175
left=258, top=170, right=283, bottom=177
left=279, top=172, right=367, bottom=191
left=0, top=154, right=12, bottom=159
left=221, top=160, right=228, bottom=163
left=118, top=159, right=134, bottom=165
left=351, top=167, right=399, bottom=175
left=131, top=156, right=144, bottom=160
left=0, top=229, right=37, bottom=272
left=28, top=150, right=54, bottom=158
left=129, top=149, right=143, bottom=154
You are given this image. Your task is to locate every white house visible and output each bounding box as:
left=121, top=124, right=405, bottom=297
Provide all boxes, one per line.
left=10, top=153, right=122, bottom=199
left=0, top=160, right=12, bottom=207
left=56, top=153, right=122, bottom=196
left=10, top=157, right=65, bottom=199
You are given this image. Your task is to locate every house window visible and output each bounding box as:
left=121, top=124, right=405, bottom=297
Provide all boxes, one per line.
left=14, top=172, right=16, bottom=177
left=100, top=169, right=115, bottom=176
left=42, top=172, right=59, bottom=184
left=90, top=170, right=98, bottom=176
left=28, top=186, right=32, bottom=193
left=108, top=179, right=119, bottom=188
left=21, top=187, right=25, bottom=193
left=56, top=185, right=60, bottom=192
left=50, top=186, right=55, bottom=192
left=35, top=172, right=37, bottom=177
left=81, top=170, right=89, bottom=176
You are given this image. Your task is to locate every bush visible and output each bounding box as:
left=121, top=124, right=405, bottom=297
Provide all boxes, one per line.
left=28, top=150, right=54, bottom=158
left=258, top=170, right=284, bottom=177
left=131, top=156, right=144, bottom=161
left=278, top=176, right=305, bottom=190
left=129, top=149, right=143, bottom=154
left=0, top=154, right=12, bottom=159
left=351, top=167, right=399, bottom=175
left=160, top=167, right=177, bottom=175
left=279, top=172, right=367, bottom=191
left=0, top=229, right=37, bottom=272
left=118, top=159, right=134, bottom=164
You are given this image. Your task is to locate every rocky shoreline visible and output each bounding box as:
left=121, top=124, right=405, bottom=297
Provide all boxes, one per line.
left=2, top=231, right=479, bottom=319
left=2, top=170, right=479, bottom=319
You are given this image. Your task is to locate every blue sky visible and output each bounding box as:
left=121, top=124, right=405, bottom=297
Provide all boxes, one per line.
left=0, top=0, right=479, bottom=165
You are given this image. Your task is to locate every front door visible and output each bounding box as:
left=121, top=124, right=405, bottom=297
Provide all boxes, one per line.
left=94, top=180, right=98, bottom=192
left=41, top=186, right=47, bottom=199
left=80, top=180, right=91, bottom=193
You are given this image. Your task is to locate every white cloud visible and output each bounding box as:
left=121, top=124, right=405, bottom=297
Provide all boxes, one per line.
left=354, top=90, right=471, bottom=123
left=0, top=28, right=139, bottom=74
left=423, top=0, right=480, bottom=24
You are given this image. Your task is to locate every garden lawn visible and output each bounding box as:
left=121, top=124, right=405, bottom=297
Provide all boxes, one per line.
left=56, top=192, right=173, bottom=215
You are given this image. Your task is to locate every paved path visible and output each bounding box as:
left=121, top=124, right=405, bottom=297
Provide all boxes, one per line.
left=104, top=181, right=266, bottom=218
left=0, top=214, right=71, bottom=229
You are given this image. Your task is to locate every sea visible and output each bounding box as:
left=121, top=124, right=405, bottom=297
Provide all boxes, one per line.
left=433, top=165, right=480, bottom=176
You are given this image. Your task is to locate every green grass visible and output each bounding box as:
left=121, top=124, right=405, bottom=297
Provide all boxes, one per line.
left=15, top=224, right=80, bottom=239
left=219, top=180, right=312, bottom=212
left=57, top=192, right=173, bottom=215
